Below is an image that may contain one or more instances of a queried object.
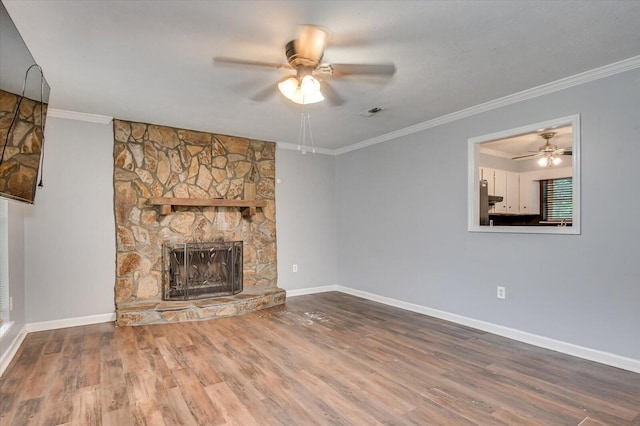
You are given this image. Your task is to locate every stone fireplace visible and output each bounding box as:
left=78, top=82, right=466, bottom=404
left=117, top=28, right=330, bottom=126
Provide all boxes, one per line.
left=113, top=119, right=285, bottom=326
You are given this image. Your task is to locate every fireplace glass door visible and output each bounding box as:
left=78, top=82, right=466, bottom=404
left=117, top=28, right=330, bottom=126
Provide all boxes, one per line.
left=163, top=241, right=242, bottom=300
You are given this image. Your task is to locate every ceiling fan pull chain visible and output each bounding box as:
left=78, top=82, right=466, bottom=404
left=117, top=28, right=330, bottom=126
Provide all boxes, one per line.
left=298, top=109, right=305, bottom=153
left=297, top=105, right=316, bottom=154
left=306, top=110, right=316, bottom=154
left=301, top=111, right=308, bottom=154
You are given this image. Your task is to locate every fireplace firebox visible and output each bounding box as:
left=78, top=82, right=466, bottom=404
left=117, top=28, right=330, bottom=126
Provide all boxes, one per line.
left=162, top=241, right=243, bottom=300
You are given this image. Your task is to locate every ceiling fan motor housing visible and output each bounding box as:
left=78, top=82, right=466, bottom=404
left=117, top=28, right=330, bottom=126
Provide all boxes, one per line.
left=285, top=39, right=323, bottom=69
left=539, top=132, right=558, bottom=152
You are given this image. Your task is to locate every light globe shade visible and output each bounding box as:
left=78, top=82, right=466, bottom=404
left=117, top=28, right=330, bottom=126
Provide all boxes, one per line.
left=552, top=156, right=563, bottom=166
left=278, top=76, right=324, bottom=105
left=277, top=77, right=298, bottom=99
left=538, top=156, right=549, bottom=167
left=300, top=75, right=320, bottom=96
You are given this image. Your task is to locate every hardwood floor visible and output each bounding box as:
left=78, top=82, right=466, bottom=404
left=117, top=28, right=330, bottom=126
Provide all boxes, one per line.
left=1, top=292, right=639, bottom=425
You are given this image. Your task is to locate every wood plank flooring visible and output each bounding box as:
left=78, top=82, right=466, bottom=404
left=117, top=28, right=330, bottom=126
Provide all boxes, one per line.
left=1, top=292, right=639, bottom=425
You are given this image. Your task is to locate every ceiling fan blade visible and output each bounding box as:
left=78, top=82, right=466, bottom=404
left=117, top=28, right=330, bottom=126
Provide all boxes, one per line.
left=214, top=56, right=291, bottom=70
left=330, top=63, right=396, bottom=77
left=563, top=150, right=573, bottom=155
left=320, top=80, right=343, bottom=106
left=512, top=153, right=538, bottom=160
left=249, top=82, right=279, bottom=102
left=295, top=25, right=328, bottom=63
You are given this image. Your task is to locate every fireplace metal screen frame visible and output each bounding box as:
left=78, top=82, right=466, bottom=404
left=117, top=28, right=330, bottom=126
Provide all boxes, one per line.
left=162, top=241, right=243, bottom=301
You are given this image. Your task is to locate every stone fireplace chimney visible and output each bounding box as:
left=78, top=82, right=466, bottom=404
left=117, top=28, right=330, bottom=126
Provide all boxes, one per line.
left=112, top=119, right=285, bottom=325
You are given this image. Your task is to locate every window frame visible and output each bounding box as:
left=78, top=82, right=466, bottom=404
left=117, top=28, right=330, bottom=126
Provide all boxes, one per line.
left=0, top=199, right=8, bottom=326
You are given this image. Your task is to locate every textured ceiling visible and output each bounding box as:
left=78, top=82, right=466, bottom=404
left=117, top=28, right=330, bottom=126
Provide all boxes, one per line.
left=4, top=0, right=640, bottom=151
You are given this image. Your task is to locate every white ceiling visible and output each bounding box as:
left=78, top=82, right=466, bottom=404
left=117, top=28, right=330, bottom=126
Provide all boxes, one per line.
left=4, top=0, right=640, bottom=151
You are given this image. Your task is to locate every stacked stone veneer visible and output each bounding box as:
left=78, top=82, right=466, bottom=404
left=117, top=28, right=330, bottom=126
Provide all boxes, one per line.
left=113, top=119, right=284, bottom=326
left=0, top=89, right=47, bottom=203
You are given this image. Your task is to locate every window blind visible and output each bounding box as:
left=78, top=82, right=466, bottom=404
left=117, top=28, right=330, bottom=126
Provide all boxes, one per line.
left=541, top=177, right=573, bottom=221
left=0, top=199, right=8, bottom=325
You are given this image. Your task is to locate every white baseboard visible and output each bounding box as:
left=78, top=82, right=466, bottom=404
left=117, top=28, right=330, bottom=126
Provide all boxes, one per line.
left=0, top=321, right=13, bottom=340
left=285, top=285, right=339, bottom=297
left=336, top=286, right=640, bottom=374
left=0, top=324, right=27, bottom=378
left=3, top=293, right=638, bottom=376
left=1, top=313, right=115, bottom=377
left=25, top=312, right=116, bottom=333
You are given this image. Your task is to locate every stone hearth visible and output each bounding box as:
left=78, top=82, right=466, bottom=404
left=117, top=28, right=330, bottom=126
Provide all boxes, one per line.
left=112, top=119, right=284, bottom=326
left=117, top=287, right=285, bottom=325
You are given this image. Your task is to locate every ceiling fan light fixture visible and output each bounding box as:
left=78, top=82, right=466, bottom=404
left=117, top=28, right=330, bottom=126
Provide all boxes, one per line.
left=277, top=75, right=324, bottom=105
left=277, top=77, right=298, bottom=99
left=300, top=75, right=320, bottom=96
left=537, top=154, right=562, bottom=167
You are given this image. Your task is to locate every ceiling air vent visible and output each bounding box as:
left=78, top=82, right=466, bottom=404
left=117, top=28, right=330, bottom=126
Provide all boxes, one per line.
left=359, top=107, right=383, bottom=117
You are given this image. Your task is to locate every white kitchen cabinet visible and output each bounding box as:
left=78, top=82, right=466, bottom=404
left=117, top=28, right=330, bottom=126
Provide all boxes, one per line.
left=506, top=172, right=520, bottom=213
left=519, top=176, right=540, bottom=214
left=479, top=167, right=508, bottom=212
left=480, top=167, right=494, bottom=195
left=480, top=167, right=531, bottom=213
left=480, top=167, right=552, bottom=216
left=493, top=169, right=507, bottom=213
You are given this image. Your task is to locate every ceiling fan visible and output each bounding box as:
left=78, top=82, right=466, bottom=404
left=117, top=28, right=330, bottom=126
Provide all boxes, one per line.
left=512, top=132, right=572, bottom=166
left=214, top=25, right=396, bottom=106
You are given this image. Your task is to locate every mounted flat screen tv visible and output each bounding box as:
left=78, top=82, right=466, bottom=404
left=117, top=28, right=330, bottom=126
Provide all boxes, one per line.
left=0, top=0, right=50, bottom=204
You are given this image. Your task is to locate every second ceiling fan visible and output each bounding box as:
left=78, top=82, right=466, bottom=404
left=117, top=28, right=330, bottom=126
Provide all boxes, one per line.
left=215, top=25, right=396, bottom=106
left=512, top=132, right=572, bottom=167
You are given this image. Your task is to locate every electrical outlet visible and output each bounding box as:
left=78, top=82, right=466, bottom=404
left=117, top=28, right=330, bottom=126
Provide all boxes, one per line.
left=9, top=296, right=13, bottom=311
left=497, top=286, right=506, bottom=300
left=292, top=264, right=298, bottom=273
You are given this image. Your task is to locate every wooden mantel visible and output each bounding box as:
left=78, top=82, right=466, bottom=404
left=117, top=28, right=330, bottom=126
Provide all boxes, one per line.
left=149, top=197, right=266, bottom=216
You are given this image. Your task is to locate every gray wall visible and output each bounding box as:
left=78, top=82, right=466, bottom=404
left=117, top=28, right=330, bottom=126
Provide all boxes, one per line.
left=336, top=68, right=640, bottom=360
left=16, top=117, right=339, bottom=324
left=275, top=149, right=337, bottom=291
left=6, top=67, right=639, bottom=363
left=23, top=117, right=115, bottom=322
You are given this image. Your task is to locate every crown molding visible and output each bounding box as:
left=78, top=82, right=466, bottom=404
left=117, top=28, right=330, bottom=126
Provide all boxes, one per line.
left=335, top=54, right=640, bottom=155
left=276, top=141, right=336, bottom=156
left=479, top=147, right=514, bottom=159
left=47, top=108, right=113, bottom=124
